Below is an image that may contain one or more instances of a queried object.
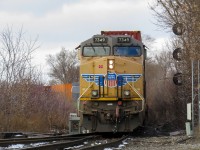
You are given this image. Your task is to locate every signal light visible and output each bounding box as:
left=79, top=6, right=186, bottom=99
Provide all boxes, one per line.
left=172, top=23, right=184, bottom=35
left=173, top=48, right=182, bottom=61
left=173, top=73, right=182, bottom=86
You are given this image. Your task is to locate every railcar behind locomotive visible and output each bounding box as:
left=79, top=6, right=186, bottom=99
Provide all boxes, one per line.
left=78, top=31, right=146, bottom=133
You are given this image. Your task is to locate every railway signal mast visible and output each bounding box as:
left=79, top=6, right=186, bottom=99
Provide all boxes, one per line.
left=172, top=23, right=192, bottom=135
left=172, top=22, right=200, bottom=136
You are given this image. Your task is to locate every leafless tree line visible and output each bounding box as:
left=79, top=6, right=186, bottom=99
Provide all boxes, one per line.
left=148, top=0, right=200, bottom=128
left=0, top=27, right=75, bottom=132
left=145, top=51, right=178, bottom=127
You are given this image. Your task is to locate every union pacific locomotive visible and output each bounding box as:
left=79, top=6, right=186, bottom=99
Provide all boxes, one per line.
left=78, top=31, right=146, bottom=133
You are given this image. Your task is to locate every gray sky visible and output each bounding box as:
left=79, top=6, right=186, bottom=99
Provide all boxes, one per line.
left=0, top=0, right=169, bottom=81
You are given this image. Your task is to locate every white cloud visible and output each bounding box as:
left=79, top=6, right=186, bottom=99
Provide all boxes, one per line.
left=0, top=0, right=170, bottom=81
left=146, top=36, right=170, bottom=58
left=153, top=37, right=167, bottom=50
left=0, top=0, right=162, bottom=44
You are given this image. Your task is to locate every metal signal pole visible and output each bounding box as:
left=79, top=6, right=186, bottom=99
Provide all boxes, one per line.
left=198, top=60, right=200, bottom=132
left=192, top=60, right=194, bottom=133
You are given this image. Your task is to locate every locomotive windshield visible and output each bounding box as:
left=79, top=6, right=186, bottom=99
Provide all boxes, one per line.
left=83, top=46, right=110, bottom=56
left=114, top=46, right=141, bottom=56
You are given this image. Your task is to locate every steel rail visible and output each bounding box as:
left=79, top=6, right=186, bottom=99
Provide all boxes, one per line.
left=0, top=133, right=95, bottom=147
left=176, top=136, right=193, bottom=144
left=23, top=135, right=99, bottom=150
left=79, top=135, right=129, bottom=150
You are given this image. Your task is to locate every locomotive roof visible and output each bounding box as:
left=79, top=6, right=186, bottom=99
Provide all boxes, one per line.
left=80, top=34, right=143, bottom=48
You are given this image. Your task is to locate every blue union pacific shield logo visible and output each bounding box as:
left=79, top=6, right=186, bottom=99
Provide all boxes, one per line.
left=81, top=73, right=142, bottom=87
left=104, top=73, right=117, bottom=87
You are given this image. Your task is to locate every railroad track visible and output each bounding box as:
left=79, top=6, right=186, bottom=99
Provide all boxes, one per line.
left=0, top=133, right=130, bottom=150
left=0, top=133, right=98, bottom=150
left=79, top=135, right=129, bottom=150
left=0, top=131, right=191, bottom=150
left=25, top=135, right=98, bottom=150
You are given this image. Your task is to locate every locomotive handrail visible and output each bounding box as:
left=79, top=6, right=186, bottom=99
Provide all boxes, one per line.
left=118, top=55, right=145, bottom=112
left=126, top=80, right=145, bottom=112
left=77, top=82, right=94, bottom=114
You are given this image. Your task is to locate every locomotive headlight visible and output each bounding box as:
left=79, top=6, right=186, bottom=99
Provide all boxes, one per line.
left=109, top=60, right=114, bottom=65
left=124, top=90, right=130, bottom=96
left=91, top=90, right=98, bottom=97
left=108, top=59, right=114, bottom=69
left=109, top=64, right=114, bottom=69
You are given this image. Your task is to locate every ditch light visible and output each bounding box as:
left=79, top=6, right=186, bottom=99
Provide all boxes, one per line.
left=91, top=90, right=98, bottom=97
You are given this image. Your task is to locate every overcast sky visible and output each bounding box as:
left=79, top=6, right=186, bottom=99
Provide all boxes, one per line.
left=0, top=0, right=170, bottom=81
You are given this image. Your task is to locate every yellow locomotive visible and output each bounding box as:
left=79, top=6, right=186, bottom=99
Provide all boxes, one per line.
left=78, top=31, right=146, bottom=133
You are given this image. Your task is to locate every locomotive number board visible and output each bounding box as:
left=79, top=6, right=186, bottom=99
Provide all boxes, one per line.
left=117, top=37, right=131, bottom=43
left=93, top=37, right=108, bottom=43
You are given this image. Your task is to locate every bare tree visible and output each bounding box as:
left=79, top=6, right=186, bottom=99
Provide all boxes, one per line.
left=151, top=0, right=200, bottom=58
left=46, top=48, right=79, bottom=84
left=0, top=26, right=40, bottom=131
left=149, top=0, right=200, bottom=128
left=145, top=51, right=177, bottom=127
left=0, top=27, right=76, bottom=132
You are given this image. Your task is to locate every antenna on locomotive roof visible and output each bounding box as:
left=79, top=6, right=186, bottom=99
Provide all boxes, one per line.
left=143, top=45, right=149, bottom=50
left=75, top=45, right=81, bottom=50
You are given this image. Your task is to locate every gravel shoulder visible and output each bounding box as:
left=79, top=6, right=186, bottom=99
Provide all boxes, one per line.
left=124, top=135, right=200, bottom=150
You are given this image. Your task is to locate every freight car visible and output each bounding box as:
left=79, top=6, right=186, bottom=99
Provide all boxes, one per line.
left=77, top=31, right=146, bottom=133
